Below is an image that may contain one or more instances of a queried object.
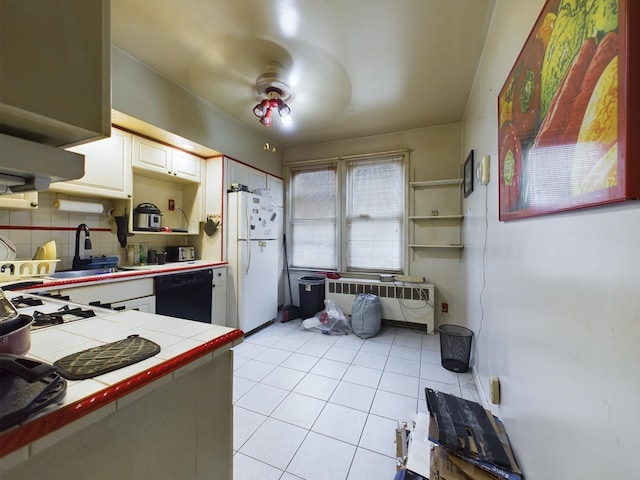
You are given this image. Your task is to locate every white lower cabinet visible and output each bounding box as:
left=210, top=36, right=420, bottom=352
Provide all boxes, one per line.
left=111, top=295, right=156, bottom=313
left=211, top=267, right=227, bottom=326
left=57, top=278, right=155, bottom=311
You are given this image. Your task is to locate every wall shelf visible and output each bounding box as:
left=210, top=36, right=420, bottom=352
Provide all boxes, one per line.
left=409, top=215, right=463, bottom=221
left=409, top=177, right=463, bottom=251
left=410, top=178, right=463, bottom=188
left=409, top=244, right=464, bottom=249
left=131, top=230, right=197, bottom=236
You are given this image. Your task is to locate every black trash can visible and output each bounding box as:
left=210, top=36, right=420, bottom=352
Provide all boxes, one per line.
left=298, top=275, right=326, bottom=318
left=439, top=324, right=474, bottom=373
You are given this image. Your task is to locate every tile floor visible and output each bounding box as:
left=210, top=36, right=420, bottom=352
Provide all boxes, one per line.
left=232, top=319, right=480, bottom=480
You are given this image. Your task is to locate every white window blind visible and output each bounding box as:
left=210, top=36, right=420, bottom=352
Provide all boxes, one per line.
left=290, top=164, right=337, bottom=269
left=346, top=156, right=404, bottom=271
left=287, top=152, right=406, bottom=272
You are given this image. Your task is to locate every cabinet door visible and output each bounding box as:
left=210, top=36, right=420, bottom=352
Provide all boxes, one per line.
left=111, top=295, right=156, bottom=313
left=59, top=278, right=154, bottom=305
left=132, top=136, right=171, bottom=176
left=204, top=157, right=223, bottom=217
left=226, top=159, right=266, bottom=193
left=0, top=192, right=38, bottom=210
left=267, top=175, right=284, bottom=207
left=227, top=159, right=248, bottom=190
left=171, top=149, right=202, bottom=182
left=247, top=169, right=267, bottom=193
left=55, top=129, right=132, bottom=199
left=211, top=267, right=227, bottom=326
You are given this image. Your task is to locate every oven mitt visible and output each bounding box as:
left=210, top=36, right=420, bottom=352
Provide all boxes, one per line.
left=53, top=335, right=161, bottom=380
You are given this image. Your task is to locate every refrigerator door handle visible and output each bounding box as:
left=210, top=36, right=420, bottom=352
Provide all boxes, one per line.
left=245, top=209, right=251, bottom=274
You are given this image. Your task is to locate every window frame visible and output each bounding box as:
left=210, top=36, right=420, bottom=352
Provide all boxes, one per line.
left=285, top=150, right=409, bottom=274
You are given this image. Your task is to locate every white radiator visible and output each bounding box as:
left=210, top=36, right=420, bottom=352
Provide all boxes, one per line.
left=325, top=278, right=435, bottom=333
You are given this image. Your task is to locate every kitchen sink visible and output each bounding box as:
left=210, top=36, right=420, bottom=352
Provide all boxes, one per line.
left=47, top=268, right=126, bottom=279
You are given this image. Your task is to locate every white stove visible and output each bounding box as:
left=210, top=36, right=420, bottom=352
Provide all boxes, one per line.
left=4, top=291, right=117, bottom=330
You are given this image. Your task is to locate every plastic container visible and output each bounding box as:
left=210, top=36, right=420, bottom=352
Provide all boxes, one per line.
left=438, top=324, right=474, bottom=373
left=298, top=275, right=326, bottom=318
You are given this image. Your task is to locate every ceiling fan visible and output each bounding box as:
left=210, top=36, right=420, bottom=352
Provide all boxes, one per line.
left=252, top=61, right=294, bottom=127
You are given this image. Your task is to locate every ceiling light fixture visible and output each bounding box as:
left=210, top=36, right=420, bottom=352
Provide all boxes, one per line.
left=253, top=61, right=294, bottom=127
left=253, top=87, right=292, bottom=127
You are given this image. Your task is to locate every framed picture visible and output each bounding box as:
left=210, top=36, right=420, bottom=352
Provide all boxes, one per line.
left=464, top=150, right=474, bottom=198
left=498, top=0, right=640, bottom=221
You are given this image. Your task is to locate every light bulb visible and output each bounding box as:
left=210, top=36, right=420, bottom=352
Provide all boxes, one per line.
left=280, top=113, right=293, bottom=126
left=253, top=104, right=265, bottom=117
left=260, top=108, right=273, bottom=126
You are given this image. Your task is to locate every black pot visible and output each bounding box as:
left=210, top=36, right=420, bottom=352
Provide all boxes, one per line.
left=0, top=315, right=33, bottom=356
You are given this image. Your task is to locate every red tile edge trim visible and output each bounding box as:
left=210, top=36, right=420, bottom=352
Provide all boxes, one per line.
left=0, top=328, right=244, bottom=458
left=19, top=261, right=228, bottom=289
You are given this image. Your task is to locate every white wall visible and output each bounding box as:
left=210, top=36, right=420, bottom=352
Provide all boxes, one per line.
left=111, top=47, right=284, bottom=177
left=0, top=192, right=185, bottom=270
left=284, top=125, right=464, bottom=320
left=462, top=1, right=640, bottom=478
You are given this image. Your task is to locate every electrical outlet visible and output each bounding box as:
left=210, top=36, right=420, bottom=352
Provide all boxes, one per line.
left=442, top=302, right=448, bottom=313
left=168, top=199, right=175, bottom=211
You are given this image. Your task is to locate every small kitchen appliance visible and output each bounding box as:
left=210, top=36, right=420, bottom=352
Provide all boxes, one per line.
left=165, top=246, right=196, bottom=262
left=133, top=203, right=162, bottom=232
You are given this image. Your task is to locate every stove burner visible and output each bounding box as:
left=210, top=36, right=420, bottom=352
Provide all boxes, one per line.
left=32, top=306, right=97, bottom=329
left=9, top=296, right=45, bottom=308
left=33, top=310, right=64, bottom=327
left=36, top=293, right=71, bottom=301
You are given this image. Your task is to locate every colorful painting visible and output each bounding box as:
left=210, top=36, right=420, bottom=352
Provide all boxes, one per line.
left=498, top=0, right=639, bottom=220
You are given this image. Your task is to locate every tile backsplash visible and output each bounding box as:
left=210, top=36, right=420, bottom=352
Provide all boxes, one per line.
left=0, top=193, right=191, bottom=270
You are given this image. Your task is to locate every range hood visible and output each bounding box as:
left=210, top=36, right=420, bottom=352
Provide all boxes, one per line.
left=0, top=133, right=85, bottom=195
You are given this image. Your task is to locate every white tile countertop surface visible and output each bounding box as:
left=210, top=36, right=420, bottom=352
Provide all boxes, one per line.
left=0, top=260, right=227, bottom=292
left=0, top=293, right=243, bottom=468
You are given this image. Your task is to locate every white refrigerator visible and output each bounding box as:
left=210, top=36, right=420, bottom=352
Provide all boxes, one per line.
left=226, top=191, right=279, bottom=333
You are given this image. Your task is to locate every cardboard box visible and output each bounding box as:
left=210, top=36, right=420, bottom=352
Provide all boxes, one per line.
left=425, top=388, right=522, bottom=480
left=406, top=413, right=433, bottom=477
left=430, top=445, right=502, bottom=480
left=396, top=423, right=410, bottom=471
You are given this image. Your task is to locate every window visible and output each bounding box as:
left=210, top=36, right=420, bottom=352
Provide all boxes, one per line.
left=288, top=152, right=406, bottom=273
left=289, top=163, right=338, bottom=269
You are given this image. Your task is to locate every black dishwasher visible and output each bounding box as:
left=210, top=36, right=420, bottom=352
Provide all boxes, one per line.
left=154, top=269, right=213, bottom=323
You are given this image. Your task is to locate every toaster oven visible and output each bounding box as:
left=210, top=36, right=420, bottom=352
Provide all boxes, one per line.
left=166, top=246, right=195, bottom=262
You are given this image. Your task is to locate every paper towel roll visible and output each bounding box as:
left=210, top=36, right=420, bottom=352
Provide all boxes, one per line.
left=54, top=199, right=104, bottom=214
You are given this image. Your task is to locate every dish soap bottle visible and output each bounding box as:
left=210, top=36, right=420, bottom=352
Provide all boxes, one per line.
left=139, top=244, right=146, bottom=265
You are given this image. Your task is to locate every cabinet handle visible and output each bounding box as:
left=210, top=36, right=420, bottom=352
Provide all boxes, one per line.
left=30, top=202, right=38, bottom=208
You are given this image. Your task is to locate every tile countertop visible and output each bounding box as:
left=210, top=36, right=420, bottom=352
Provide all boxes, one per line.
left=0, top=260, right=227, bottom=292
left=0, top=290, right=243, bottom=464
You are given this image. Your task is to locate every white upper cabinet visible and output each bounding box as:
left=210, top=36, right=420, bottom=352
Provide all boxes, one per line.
left=132, top=136, right=201, bottom=183
left=52, top=129, right=133, bottom=199
left=171, top=149, right=202, bottom=182
left=267, top=175, right=284, bottom=207
left=227, top=159, right=267, bottom=192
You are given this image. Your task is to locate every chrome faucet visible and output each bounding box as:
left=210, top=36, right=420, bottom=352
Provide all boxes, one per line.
left=72, top=223, right=92, bottom=270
